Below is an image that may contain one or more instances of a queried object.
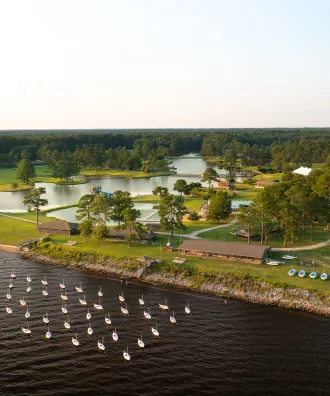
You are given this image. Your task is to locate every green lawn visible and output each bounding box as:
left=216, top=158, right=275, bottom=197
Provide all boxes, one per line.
left=80, top=169, right=171, bottom=178
left=253, top=173, right=283, bottom=182
left=233, top=184, right=259, bottom=200
left=0, top=216, right=44, bottom=245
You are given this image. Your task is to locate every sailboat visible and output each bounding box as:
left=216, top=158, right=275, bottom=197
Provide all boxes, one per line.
left=159, top=298, right=169, bottom=310
left=185, top=302, right=191, bottom=314
left=98, top=286, right=103, bottom=298
left=64, top=315, right=71, bottom=330
left=123, top=346, right=131, bottom=361
left=61, top=290, right=68, bottom=301
left=288, top=269, right=296, bottom=276
left=170, top=311, right=176, bottom=324
left=139, top=294, right=145, bottom=305
left=86, top=308, right=92, bottom=320
left=26, top=282, right=32, bottom=293
left=60, top=280, right=65, bottom=289
left=93, top=299, right=103, bottom=310
left=20, top=297, right=26, bottom=307
left=25, top=308, right=31, bottom=319
left=79, top=294, right=87, bottom=306
left=6, top=290, right=12, bottom=300
left=6, top=304, right=12, bottom=314
left=62, top=303, right=68, bottom=314
left=121, top=304, right=129, bottom=315
left=46, top=326, right=51, bottom=339
left=41, top=275, right=48, bottom=286
left=138, top=334, right=145, bottom=348
left=151, top=324, right=159, bottom=336
left=43, top=312, right=50, bottom=324
left=298, top=269, right=306, bottom=278
left=10, top=269, right=16, bottom=279
left=105, top=312, right=111, bottom=325
left=22, top=322, right=31, bottom=335
left=8, top=281, right=14, bottom=289
left=321, top=272, right=328, bottom=281
left=87, top=322, right=93, bottom=336
left=42, top=287, right=48, bottom=296
left=309, top=271, right=317, bottom=279
left=98, top=336, right=105, bottom=351
left=26, top=274, right=32, bottom=283
left=112, top=328, right=118, bottom=342
left=72, top=333, right=79, bottom=347
left=76, top=283, right=83, bottom=293
left=144, top=308, right=151, bottom=319
left=119, top=290, right=125, bottom=302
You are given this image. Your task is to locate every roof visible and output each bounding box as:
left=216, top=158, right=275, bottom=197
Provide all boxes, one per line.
left=177, top=239, right=271, bottom=259
left=107, top=229, right=155, bottom=239
left=293, top=166, right=312, bottom=176
left=38, top=220, right=78, bottom=231
left=255, top=180, right=275, bottom=186
left=231, top=200, right=252, bottom=209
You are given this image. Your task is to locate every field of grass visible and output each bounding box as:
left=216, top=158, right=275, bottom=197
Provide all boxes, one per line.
left=253, top=173, right=283, bottom=182
left=0, top=216, right=44, bottom=245
left=80, top=169, right=171, bottom=179
left=233, top=184, right=259, bottom=200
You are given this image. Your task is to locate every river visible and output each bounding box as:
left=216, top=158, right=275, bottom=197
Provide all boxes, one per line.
left=1, top=251, right=329, bottom=396
left=0, top=154, right=241, bottom=213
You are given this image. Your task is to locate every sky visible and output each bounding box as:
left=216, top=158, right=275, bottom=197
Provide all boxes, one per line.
left=0, top=0, right=329, bottom=129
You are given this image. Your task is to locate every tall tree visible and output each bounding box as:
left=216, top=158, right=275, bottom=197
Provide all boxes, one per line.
left=236, top=204, right=258, bottom=244
left=207, top=191, right=232, bottom=223
left=173, top=179, right=187, bottom=197
left=23, top=187, right=48, bottom=228
left=158, top=195, right=187, bottom=237
left=92, top=194, right=113, bottom=224
left=201, top=167, right=218, bottom=188
left=110, top=191, right=133, bottom=225
left=152, top=186, right=169, bottom=198
left=92, top=221, right=108, bottom=245
left=118, top=207, right=145, bottom=247
left=76, top=194, right=95, bottom=221
left=78, top=219, right=93, bottom=242
left=16, top=159, right=36, bottom=184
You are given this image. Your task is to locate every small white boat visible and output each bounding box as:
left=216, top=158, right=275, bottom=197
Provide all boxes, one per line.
left=64, top=316, right=71, bottom=330
left=105, top=312, right=111, bottom=325
left=25, top=308, right=31, bottom=319
left=288, top=269, right=296, bottom=276
left=123, top=346, right=130, bottom=361
left=159, top=299, right=169, bottom=310
left=72, top=333, right=79, bottom=347
left=298, top=270, right=306, bottom=278
left=41, top=276, right=48, bottom=286
left=86, top=308, right=92, bottom=320
left=98, top=286, right=103, bottom=298
left=42, top=288, right=48, bottom=296
left=138, top=334, right=145, bottom=348
left=139, top=294, right=144, bottom=305
left=60, top=280, right=65, bottom=289
left=27, top=274, right=32, bottom=283
left=320, top=273, right=328, bottom=281
left=87, top=322, right=93, bottom=336
left=121, top=304, right=129, bottom=315
left=11, top=270, right=16, bottom=279
left=62, top=304, right=68, bottom=314
left=119, top=291, right=125, bottom=302
left=112, top=328, right=118, bottom=342
left=61, top=291, right=68, bottom=301
left=6, top=291, right=12, bottom=300
left=151, top=324, right=159, bottom=337
left=22, top=323, right=31, bottom=335
left=185, top=303, right=191, bottom=314
left=6, top=305, right=12, bottom=314
left=20, top=297, right=26, bottom=307
left=79, top=294, right=87, bottom=306
left=265, top=259, right=281, bottom=266
left=76, top=283, right=83, bottom=293
left=46, top=326, right=51, bottom=339
left=8, top=282, right=14, bottom=289
left=93, top=300, right=103, bottom=310
left=144, top=309, right=151, bottom=319
left=170, top=311, right=176, bottom=324
left=43, top=313, right=50, bottom=324
left=98, top=336, right=105, bottom=351
left=26, top=283, right=32, bottom=293
left=309, top=271, right=317, bottom=279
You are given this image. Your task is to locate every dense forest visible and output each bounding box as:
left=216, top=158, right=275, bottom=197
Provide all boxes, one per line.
left=0, top=129, right=329, bottom=171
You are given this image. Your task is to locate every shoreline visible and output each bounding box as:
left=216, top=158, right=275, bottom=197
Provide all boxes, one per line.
left=19, top=249, right=330, bottom=317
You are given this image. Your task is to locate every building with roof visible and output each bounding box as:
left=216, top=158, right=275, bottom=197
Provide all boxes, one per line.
left=177, top=240, right=271, bottom=263
left=37, top=221, right=79, bottom=236
left=293, top=166, right=312, bottom=176
left=255, top=180, right=275, bottom=188
left=231, top=200, right=252, bottom=211
left=107, top=229, right=155, bottom=241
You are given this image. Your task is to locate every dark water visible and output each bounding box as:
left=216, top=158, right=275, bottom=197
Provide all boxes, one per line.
left=1, top=251, right=330, bottom=396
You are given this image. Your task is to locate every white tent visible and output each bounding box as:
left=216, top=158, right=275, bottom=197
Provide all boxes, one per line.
left=293, top=166, right=312, bottom=176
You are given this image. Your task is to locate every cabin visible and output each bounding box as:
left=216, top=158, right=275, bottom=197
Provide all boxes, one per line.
left=37, top=220, right=79, bottom=236
left=146, top=223, right=162, bottom=231
left=177, top=240, right=271, bottom=263
left=107, top=229, right=156, bottom=241
left=255, top=180, right=275, bottom=188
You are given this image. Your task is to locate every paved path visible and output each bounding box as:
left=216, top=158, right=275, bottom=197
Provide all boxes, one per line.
left=272, top=239, right=330, bottom=251
left=0, top=213, right=37, bottom=223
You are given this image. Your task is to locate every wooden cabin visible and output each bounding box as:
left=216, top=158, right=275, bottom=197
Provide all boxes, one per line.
left=37, top=221, right=79, bottom=236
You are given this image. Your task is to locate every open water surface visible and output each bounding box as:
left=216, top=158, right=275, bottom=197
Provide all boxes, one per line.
left=1, top=251, right=330, bottom=395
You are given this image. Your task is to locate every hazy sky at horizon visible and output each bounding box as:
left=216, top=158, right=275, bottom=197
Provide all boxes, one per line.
left=0, top=0, right=329, bottom=129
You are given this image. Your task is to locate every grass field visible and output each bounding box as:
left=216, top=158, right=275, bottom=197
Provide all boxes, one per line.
left=80, top=169, right=172, bottom=178
left=0, top=216, right=44, bottom=245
